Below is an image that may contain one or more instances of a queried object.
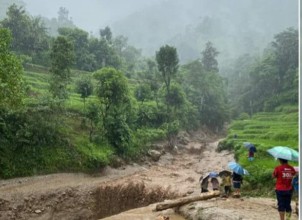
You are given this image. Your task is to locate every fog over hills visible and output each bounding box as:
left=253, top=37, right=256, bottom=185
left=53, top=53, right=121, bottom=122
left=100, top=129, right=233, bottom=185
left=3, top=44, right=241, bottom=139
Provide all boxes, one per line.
left=111, top=0, right=298, bottom=64
left=6, top=0, right=300, bottom=66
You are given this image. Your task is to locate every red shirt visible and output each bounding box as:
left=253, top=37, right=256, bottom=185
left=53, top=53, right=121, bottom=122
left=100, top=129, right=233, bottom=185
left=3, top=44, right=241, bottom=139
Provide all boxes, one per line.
left=273, top=164, right=296, bottom=191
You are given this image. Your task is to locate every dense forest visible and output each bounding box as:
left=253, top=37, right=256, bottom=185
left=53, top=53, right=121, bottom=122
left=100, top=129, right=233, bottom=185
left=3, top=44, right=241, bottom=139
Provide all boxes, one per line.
left=0, top=1, right=298, bottom=178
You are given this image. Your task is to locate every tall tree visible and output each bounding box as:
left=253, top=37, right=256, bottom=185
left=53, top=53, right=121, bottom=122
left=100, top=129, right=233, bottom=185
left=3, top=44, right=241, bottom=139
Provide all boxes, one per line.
left=0, top=28, right=24, bottom=109
left=94, top=67, right=131, bottom=153
left=272, top=28, right=298, bottom=91
left=0, top=0, right=25, bottom=20
left=58, top=27, right=94, bottom=71
left=88, top=37, right=121, bottom=70
left=49, top=36, right=74, bottom=101
left=201, top=41, right=219, bottom=72
left=1, top=4, right=49, bottom=59
left=156, top=45, right=179, bottom=96
left=182, top=60, right=228, bottom=131
left=57, top=7, right=71, bottom=25
left=100, top=26, right=112, bottom=43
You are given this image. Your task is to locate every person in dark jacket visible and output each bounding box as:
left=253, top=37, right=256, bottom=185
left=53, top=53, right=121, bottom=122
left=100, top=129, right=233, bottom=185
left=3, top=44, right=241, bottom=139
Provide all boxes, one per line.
left=232, top=172, right=243, bottom=197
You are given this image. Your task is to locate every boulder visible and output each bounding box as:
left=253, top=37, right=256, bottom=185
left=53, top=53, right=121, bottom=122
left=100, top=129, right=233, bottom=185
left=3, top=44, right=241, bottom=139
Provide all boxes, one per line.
left=148, top=150, right=162, bottom=161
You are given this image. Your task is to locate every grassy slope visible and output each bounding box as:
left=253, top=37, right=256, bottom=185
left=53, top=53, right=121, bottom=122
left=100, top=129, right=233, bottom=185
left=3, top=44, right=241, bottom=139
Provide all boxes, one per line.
left=19, top=69, right=162, bottom=178
left=20, top=69, right=114, bottom=176
left=220, top=107, right=298, bottom=196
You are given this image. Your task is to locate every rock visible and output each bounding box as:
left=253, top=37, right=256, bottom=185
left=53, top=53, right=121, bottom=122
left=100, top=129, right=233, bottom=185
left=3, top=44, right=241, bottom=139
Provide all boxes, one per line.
left=178, top=136, right=190, bottom=145
left=34, top=209, right=42, bottom=214
left=148, top=150, right=161, bottom=161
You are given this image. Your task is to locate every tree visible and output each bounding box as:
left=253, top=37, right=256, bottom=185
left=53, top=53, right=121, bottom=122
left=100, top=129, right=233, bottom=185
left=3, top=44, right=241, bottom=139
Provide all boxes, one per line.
left=100, top=26, right=112, bottom=42
left=88, top=37, right=121, bottom=70
left=229, top=28, right=299, bottom=115
left=75, top=76, right=93, bottom=112
left=58, top=7, right=72, bottom=26
left=49, top=36, right=74, bottom=101
left=40, top=7, right=75, bottom=36
left=134, top=84, right=152, bottom=104
left=201, top=41, right=219, bottom=72
left=112, top=35, right=142, bottom=77
left=0, top=28, right=24, bottom=109
left=156, top=45, right=179, bottom=96
left=142, top=59, right=161, bottom=105
left=1, top=4, right=49, bottom=60
left=0, top=0, right=25, bottom=20
left=225, top=54, right=255, bottom=117
left=182, top=60, right=228, bottom=131
left=272, top=28, right=298, bottom=91
left=86, top=103, right=100, bottom=142
left=94, top=67, right=131, bottom=153
left=58, top=27, right=95, bottom=71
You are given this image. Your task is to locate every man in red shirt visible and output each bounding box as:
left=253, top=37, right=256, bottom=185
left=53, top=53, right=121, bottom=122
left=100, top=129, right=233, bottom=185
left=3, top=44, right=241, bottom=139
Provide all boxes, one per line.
left=272, top=158, right=296, bottom=220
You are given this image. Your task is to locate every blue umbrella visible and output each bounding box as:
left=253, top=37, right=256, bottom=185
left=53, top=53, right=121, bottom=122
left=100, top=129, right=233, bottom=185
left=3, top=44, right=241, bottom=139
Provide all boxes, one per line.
left=208, top=171, right=219, bottom=178
left=267, top=146, right=299, bottom=162
left=243, top=142, right=253, bottom=147
left=243, top=142, right=257, bottom=152
left=228, top=162, right=249, bottom=175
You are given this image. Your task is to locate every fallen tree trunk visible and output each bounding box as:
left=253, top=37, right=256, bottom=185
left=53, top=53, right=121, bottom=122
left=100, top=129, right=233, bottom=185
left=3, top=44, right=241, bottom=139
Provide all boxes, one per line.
left=155, top=191, right=220, bottom=211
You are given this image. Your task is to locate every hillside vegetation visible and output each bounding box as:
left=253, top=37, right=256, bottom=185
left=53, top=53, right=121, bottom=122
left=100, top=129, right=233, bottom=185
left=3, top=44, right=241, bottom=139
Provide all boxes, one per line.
left=0, top=2, right=298, bottom=184
left=218, top=107, right=298, bottom=196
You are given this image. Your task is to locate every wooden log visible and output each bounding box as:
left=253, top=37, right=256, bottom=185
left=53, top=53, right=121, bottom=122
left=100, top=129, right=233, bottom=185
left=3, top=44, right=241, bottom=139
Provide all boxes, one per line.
left=155, top=191, right=220, bottom=211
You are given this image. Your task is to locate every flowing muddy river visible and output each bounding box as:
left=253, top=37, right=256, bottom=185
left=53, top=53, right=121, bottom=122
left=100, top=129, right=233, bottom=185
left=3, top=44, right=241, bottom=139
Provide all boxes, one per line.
left=0, top=130, right=298, bottom=219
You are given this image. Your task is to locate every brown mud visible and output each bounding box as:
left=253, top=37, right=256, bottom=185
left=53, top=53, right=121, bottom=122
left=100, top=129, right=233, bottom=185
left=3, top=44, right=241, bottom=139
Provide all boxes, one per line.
left=0, top=130, right=298, bottom=220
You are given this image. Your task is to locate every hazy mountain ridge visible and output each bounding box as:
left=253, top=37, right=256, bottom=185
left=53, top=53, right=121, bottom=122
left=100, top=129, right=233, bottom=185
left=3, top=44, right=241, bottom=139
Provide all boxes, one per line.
left=111, top=0, right=298, bottom=65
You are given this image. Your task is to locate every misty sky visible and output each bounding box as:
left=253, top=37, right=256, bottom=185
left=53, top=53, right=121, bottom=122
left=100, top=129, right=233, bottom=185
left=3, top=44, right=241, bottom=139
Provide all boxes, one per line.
left=23, top=0, right=162, bottom=33
left=20, top=0, right=298, bottom=64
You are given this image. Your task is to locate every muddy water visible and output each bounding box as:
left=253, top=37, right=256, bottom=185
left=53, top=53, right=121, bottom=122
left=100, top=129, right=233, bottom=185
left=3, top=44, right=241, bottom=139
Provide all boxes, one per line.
left=101, top=205, right=186, bottom=220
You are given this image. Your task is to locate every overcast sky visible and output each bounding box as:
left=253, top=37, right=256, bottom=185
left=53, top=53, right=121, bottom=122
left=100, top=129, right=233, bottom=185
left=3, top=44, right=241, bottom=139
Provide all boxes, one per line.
left=22, top=0, right=162, bottom=33
left=20, top=0, right=298, bottom=61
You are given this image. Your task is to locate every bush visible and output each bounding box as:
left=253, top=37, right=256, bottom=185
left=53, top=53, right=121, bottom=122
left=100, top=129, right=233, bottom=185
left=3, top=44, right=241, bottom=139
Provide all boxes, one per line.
left=217, top=139, right=235, bottom=152
left=229, top=121, right=245, bottom=130
left=76, top=141, right=113, bottom=170
left=238, top=112, right=250, bottom=120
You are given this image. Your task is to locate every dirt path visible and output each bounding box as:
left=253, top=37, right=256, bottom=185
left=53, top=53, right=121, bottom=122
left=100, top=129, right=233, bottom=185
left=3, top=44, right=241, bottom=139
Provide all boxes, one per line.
left=0, top=131, right=298, bottom=220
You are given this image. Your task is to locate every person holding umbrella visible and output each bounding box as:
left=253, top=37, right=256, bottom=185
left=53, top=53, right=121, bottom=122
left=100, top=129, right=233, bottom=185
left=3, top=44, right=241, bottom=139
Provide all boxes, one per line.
left=228, top=162, right=248, bottom=198
left=243, top=142, right=257, bottom=161
left=267, top=146, right=298, bottom=220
